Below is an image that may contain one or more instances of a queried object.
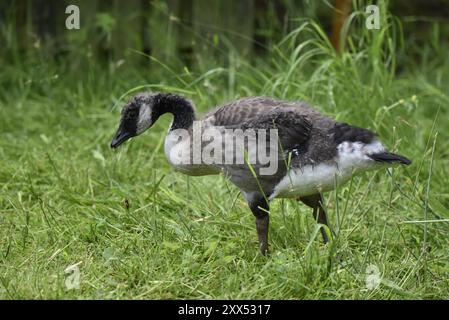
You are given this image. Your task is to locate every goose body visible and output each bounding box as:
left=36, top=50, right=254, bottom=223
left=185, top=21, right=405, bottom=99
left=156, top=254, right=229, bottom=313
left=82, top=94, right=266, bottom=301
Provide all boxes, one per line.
left=111, top=93, right=411, bottom=254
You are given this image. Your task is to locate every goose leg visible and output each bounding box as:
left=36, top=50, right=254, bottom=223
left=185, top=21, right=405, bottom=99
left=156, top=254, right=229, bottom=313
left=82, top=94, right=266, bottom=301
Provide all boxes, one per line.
left=245, top=192, right=270, bottom=255
left=299, top=194, right=331, bottom=243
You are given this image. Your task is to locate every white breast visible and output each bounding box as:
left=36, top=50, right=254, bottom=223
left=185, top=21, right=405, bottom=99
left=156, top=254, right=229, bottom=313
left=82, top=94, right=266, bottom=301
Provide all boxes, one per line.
left=270, top=141, right=386, bottom=199
left=164, top=128, right=218, bottom=176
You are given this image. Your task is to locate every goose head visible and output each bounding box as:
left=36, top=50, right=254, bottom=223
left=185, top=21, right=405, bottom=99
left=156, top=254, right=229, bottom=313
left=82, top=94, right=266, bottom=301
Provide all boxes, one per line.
left=111, top=92, right=196, bottom=149
left=111, top=93, right=157, bottom=149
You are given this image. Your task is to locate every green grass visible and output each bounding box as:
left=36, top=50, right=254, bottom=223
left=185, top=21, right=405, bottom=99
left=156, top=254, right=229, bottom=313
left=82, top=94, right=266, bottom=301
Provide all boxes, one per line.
left=1, top=11, right=449, bottom=299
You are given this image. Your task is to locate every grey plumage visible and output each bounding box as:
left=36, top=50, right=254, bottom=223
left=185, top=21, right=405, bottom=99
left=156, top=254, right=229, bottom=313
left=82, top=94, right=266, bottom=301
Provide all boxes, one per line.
left=111, top=93, right=411, bottom=254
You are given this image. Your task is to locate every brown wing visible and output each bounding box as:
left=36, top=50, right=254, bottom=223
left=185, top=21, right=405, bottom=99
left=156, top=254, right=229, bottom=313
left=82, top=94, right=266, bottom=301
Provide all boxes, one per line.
left=217, top=109, right=313, bottom=195
left=205, top=96, right=314, bottom=123
left=206, top=97, right=313, bottom=152
left=207, top=97, right=278, bottom=126
left=239, top=109, right=312, bottom=152
left=201, top=97, right=316, bottom=194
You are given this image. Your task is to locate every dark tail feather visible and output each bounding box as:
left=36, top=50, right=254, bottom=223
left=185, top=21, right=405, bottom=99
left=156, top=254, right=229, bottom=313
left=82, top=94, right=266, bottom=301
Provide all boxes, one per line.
left=369, top=152, right=412, bottom=165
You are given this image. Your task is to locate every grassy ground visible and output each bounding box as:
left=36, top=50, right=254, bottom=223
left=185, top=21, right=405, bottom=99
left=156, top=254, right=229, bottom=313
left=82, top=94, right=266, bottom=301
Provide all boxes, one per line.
left=1, top=17, right=449, bottom=299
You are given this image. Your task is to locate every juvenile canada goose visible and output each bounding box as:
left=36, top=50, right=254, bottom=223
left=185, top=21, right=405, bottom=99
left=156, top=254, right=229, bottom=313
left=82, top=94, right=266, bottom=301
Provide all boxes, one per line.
left=111, top=92, right=411, bottom=254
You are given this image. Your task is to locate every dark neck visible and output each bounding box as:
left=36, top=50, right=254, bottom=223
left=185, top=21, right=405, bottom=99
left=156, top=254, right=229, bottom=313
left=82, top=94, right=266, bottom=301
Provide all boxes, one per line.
left=153, top=93, right=196, bottom=130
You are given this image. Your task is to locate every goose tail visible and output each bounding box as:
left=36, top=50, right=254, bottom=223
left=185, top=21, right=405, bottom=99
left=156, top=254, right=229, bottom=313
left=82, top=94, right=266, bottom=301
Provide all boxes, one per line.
left=368, top=152, right=412, bottom=165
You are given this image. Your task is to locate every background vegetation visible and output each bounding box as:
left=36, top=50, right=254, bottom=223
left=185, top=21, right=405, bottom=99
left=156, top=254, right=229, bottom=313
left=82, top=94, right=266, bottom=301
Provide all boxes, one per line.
left=0, top=0, right=448, bottom=299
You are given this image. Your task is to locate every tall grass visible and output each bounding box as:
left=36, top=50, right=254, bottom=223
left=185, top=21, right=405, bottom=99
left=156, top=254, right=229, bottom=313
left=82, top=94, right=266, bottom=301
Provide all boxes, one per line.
left=0, top=2, right=448, bottom=299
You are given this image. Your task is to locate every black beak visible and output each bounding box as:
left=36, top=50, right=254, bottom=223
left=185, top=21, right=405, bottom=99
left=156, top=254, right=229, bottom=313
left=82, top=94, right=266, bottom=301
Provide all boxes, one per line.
left=111, top=125, right=132, bottom=149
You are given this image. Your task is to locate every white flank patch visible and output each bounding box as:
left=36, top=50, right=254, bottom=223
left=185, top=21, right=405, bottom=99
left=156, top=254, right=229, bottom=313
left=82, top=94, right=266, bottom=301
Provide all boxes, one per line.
left=270, top=140, right=386, bottom=199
